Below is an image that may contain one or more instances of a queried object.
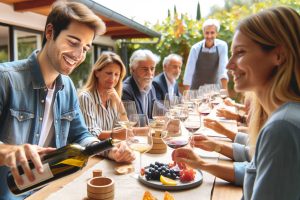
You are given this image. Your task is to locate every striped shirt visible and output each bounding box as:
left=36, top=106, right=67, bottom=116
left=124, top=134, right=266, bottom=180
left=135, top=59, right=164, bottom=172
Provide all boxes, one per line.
left=78, top=90, right=118, bottom=137
left=79, top=90, right=118, bottom=158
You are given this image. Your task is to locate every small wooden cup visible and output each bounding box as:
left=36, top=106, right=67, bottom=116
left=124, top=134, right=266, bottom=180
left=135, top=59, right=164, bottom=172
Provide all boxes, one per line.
left=87, top=176, right=114, bottom=200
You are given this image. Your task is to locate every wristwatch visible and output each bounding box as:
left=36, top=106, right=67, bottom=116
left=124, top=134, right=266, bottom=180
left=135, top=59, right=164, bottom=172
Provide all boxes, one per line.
left=214, top=144, right=222, bottom=153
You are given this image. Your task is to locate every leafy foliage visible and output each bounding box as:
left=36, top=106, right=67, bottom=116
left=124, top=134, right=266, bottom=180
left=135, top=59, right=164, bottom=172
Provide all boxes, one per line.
left=113, top=0, right=299, bottom=101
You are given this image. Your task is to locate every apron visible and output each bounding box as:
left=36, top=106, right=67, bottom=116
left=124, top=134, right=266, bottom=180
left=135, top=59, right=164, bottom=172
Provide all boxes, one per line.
left=190, top=46, right=219, bottom=89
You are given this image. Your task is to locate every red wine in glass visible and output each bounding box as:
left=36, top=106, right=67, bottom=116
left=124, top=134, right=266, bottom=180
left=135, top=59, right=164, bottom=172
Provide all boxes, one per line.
left=200, top=111, right=210, bottom=116
left=165, top=139, right=189, bottom=149
left=220, top=94, right=227, bottom=99
left=185, top=126, right=200, bottom=133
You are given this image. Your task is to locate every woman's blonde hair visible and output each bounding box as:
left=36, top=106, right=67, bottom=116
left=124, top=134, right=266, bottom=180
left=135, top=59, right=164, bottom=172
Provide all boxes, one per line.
left=81, top=52, right=126, bottom=97
left=236, top=6, right=300, bottom=148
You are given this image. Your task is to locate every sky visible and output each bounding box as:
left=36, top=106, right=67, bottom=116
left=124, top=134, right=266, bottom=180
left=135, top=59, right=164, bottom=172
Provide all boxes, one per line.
left=93, top=0, right=225, bottom=25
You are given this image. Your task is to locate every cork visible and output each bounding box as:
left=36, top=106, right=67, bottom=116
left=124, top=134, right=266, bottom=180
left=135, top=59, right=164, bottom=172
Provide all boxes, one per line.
left=93, top=169, right=103, bottom=177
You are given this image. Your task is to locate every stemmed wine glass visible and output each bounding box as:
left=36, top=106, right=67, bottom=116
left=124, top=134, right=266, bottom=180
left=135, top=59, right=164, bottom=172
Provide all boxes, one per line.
left=161, top=112, right=191, bottom=149
left=164, top=93, right=180, bottom=110
left=183, top=106, right=201, bottom=147
left=117, top=100, right=138, bottom=128
left=152, top=100, right=168, bottom=129
left=126, top=114, right=153, bottom=178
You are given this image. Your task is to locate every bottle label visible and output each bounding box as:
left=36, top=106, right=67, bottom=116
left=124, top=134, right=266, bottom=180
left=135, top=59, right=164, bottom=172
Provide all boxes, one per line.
left=16, top=163, right=54, bottom=190
left=58, top=158, right=84, bottom=167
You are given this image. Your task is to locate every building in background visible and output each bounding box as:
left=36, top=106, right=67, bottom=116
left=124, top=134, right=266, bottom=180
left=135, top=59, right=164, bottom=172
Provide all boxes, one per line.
left=0, top=0, right=160, bottom=87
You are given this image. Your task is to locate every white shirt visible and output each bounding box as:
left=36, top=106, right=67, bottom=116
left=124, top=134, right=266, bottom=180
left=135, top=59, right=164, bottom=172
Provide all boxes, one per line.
left=183, top=39, right=228, bottom=86
left=164, top=72, right=175, bottom=95
left=38, top=86, right=55, bottom=147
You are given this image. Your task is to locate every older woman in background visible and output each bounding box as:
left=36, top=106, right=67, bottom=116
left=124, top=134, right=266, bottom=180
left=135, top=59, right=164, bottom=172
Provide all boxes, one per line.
left=79, top=52, right=135, bottom=163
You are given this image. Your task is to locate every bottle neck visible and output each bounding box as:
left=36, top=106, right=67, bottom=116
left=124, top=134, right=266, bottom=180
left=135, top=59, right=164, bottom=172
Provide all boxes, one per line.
left=83, top=138, right=113, bottom=156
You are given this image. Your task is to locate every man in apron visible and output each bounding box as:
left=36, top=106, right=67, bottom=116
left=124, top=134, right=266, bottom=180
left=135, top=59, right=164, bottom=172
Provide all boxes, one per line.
left=183, top=19, right=228, bottom=90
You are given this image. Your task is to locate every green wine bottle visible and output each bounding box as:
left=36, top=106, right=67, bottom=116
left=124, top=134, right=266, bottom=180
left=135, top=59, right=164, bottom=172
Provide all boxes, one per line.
left=7, top=138, right=118, bottom=195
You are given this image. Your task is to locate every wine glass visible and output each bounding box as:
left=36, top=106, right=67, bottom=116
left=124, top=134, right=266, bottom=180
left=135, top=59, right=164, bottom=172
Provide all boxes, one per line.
left=161, top=112, right=191, bottom=149
left=117, top=100, right=138, bottom=128
left=164, top=93, right=179, bottom=109
left=152, top=100, right=168, bottom=129
left=126, top=114, right=153, bottom=178
left=209, top=84, right=222, bottom=108
left=183, top=108, right=201, bottom=147
left=220, top=89, right=228, bottom=100
left=198, top=91, right=212, bottom=117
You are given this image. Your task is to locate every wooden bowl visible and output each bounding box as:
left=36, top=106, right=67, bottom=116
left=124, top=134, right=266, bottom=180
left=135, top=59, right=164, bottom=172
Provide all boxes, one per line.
left=87, top=177, right=114, bottom=199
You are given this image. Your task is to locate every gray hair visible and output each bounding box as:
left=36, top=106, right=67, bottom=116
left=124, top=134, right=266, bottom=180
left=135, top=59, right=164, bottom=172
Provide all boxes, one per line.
left=202, top=19, right=220, bottom=32
left=163, top=54, right=183, bottom=67
left=129, top=49, right=160, bottom=69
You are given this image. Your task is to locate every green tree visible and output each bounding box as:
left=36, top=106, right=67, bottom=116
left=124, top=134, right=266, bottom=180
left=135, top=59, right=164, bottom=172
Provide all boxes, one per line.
left=113, top=0, right=300, bottom=99
left=196, top=1, right=201, bottom=20
left=174, top=5, right=177, bottom=17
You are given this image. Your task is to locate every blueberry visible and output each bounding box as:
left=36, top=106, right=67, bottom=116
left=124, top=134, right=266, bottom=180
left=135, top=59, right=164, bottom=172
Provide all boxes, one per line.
left=146, top=175, right=151, bottom=180
left=171, top=174, right=177, bottom=179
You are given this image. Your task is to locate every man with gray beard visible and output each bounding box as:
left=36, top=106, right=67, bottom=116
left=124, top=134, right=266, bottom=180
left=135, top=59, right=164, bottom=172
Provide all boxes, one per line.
left=122, top=49, right=160, bottom=119
left=153, top=54, right=182, bottom=100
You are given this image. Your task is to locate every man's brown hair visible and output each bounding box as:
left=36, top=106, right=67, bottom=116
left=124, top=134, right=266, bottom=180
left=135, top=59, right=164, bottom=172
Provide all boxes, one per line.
left=42, top=1, right=106, bottom=47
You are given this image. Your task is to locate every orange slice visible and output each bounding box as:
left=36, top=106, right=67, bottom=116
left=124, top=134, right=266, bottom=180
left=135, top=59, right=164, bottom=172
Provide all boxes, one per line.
left=160, top=175, right=177, bottom=186
left=164, top=191, right=175, bottom=200
left=142, top=191, right=157, bottom=200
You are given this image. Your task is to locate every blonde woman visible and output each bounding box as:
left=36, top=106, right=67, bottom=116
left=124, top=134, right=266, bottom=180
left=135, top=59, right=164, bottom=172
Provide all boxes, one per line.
left=173, top=6, right=300, bottom=199
left=79, top=52, right=135, bottom=163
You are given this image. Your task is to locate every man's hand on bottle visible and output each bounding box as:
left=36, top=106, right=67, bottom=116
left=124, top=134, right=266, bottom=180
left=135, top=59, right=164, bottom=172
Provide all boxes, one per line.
left=0, top=144, right=55, bottom=185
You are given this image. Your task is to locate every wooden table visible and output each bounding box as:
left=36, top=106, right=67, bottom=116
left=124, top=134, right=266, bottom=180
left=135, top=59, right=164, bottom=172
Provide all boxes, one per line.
left=212, top=157, right=243, bottom=200
left=27, top=105, right=243, bottom=200
left=26, top=149, right=242, bottom=200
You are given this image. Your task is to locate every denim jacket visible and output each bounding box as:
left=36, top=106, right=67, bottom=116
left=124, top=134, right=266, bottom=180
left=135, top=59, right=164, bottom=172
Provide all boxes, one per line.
left=0, top=50, right=98, bottom=200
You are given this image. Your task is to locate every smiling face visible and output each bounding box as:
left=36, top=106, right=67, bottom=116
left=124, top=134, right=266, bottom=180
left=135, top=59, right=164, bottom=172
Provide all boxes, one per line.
left=203, top=25, right=218, bottom=48
left=227, top=30, right=278, bottom=94
left=164, top=58, right=182, bottom=82
left=95, top=63, right=121, bottom=91
left=45, top=21, right=94, bottom=75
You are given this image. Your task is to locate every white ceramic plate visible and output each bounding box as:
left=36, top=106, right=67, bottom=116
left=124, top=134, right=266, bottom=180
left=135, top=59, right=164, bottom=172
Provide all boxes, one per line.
left=138, top=169, right=203, bottom=191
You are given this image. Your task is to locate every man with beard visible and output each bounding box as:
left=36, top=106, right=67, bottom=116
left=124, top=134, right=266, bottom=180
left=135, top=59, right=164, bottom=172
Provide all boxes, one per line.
left=183, top=19, right=228, bottom=90
left=152, top=54, right=182, bottom=100
left=0, top=2, right=134, bottom=200
left=122, top=49, right=160, bottom=119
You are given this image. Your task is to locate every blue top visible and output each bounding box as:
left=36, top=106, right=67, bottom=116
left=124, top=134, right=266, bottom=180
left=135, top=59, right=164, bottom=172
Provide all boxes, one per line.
left=243, top=102, right=300, bottom=200
left=0, top=51, right=98, bottom=200
left=233, top=132, right=250, bottom=186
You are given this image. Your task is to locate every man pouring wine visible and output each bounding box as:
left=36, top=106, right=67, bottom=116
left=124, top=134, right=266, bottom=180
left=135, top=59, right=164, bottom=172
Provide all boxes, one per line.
left=0, top=2, right=134, bottom=200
